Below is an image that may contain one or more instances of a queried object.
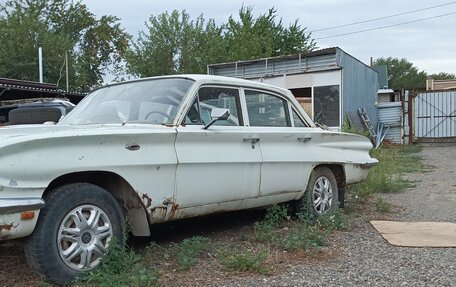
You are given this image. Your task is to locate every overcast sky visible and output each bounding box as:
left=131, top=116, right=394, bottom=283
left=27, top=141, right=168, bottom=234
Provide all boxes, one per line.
left=81, top=0, right=456, bottom=75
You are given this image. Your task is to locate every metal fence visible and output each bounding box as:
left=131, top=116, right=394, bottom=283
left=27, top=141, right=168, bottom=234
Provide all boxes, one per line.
left=413, top=91, right=456, bottom=142
left=378, top=102, right=402, bottom=144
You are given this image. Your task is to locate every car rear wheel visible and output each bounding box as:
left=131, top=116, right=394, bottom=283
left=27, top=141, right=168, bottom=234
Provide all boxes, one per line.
left=24, top=183, right=124, bottom=286
left=293, top=167, right=339, bottom=217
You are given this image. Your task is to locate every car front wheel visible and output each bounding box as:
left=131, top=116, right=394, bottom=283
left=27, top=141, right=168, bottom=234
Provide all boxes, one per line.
left=25, top=183, right=124, bottom=286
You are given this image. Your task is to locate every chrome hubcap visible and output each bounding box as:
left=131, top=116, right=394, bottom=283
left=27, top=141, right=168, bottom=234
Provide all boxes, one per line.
left=312, top=176, right=333, bottom=214
left=57, top=204, right=113, bottom=271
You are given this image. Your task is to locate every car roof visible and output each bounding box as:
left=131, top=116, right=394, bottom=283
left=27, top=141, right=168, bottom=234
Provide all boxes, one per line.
left=100, top=74, right=291, bottom=96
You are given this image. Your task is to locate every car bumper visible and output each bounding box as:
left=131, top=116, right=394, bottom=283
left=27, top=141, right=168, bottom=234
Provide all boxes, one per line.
left=0, top=198, right=44, bottom=240
left=345, top=158, right=378, bottom=184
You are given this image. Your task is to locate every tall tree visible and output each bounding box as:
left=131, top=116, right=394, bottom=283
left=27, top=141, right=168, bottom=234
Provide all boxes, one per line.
left=127, top=6, right=316, bottom=77
left=126, top=10, right=224, bottom=77
left=0, top=0, right=130, bottom=91
left=373, top=57, right=427, bottom=89
left=223, top=6, right=316, bottom=62
left=428, top=72, right=455, bottom=80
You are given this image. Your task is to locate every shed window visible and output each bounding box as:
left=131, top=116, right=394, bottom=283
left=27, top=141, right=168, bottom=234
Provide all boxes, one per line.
left=313, top=85, right=340, bottom=127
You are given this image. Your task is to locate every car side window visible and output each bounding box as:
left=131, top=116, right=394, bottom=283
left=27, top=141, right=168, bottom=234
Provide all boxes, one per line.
left=292, top=109, right=308, bottom=127
left=245, top=90, right=291, bottom=127
left=184, top=87, right=242, bottom=126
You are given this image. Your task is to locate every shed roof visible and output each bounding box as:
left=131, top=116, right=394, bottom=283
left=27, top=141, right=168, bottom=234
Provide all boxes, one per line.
left=0, top=78, right=85, bottom=104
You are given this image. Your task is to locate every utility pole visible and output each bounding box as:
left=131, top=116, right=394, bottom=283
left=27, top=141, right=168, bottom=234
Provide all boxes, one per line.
left=65, top=51, right=69, bottom=91
left=38, top=45, right=43, bottom=83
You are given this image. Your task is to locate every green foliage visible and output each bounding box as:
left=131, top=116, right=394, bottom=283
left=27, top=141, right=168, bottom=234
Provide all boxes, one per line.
left=169, top=236, right=210, bottom=270
left=78, top=238, right=158, bottom=287
left=217, top=248, right=269, bottom=274
left=373, top=57, right=427, bottom=90
left=127, top=6, right=316, bottom=77
left=428, top=72, right=455, bottom=80
left=126, top=10, right=224, bottom=77
left=375, top=197, right=391, bottom=212
left=313, top=208, right=350, bottom=231
left=254, top=205, right=289, bottom=241
left=341, top=117, right=369, bottom=137
left=253, top=204, right=350, bottom=252
left=146, top=236, right=210, bottom=271
left=222, top=6, right=316, bottom=62
left=348, top=144, right=425, bottom=201
left=282, top=222, right=326, bottom=251
left=0, top=0, right=130, bottom=90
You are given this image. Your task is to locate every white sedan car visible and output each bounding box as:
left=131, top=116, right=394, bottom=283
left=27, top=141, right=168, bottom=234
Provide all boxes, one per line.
left=0, top=75, right=377, bottom=285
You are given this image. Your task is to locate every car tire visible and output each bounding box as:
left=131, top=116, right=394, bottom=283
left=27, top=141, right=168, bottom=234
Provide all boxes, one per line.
left=293, top=167, right=339, bottom=217
left=24, top=183, right=124, bottom=286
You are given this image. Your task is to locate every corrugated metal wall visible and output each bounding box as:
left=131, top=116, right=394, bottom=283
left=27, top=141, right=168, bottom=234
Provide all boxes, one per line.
left=338, top=50, right=379, bottom=128
left=208, top=54, right=338, bottom=78
left=414, top=91, right=456, bottom=141
left=378, top=102, right=402, bottom=144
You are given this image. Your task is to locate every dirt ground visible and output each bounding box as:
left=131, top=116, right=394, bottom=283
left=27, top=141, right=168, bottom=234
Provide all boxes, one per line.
left=1, top=145, right=455, bottom=286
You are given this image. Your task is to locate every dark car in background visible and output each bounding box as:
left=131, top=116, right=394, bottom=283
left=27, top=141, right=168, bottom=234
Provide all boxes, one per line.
left=0, top=100, right=75, bottom=125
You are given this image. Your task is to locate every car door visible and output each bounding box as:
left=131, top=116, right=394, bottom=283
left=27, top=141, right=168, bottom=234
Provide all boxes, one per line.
left=174, top=86, right=262, bottom=212
left=244, top=89, right=313, bottom=198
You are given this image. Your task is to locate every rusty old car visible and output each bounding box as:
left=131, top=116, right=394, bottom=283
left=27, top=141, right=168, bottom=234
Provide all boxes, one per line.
left=0, top=75, right=377, bottom=285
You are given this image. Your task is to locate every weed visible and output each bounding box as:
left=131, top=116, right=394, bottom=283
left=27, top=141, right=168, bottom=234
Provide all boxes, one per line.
left=254, top=205, right=289, bottom=242
left=217, top=248, right=269, bottom=274
left=262, top=204, right=289, bottom=228
left=341, top=117, right=370, bottom=137
left=282, top=222, right=326, bottom=251
left=348, top=144, right=426, bottom=201
left=314, top=208, right=350, bottom=231
left=375, top=197, right=391, bottom=212
left=78, top=238, right=158, bottom=287
left=172, top=236, right=210, bottom=270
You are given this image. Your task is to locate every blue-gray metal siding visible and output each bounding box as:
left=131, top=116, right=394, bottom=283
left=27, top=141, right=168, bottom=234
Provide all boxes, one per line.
left=338, top=50, right=379, bottom=127
left=378, top=102, right=402, bottom=144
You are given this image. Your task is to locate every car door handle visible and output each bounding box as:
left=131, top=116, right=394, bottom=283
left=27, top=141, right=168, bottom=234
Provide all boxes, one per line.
left=125, top=143, right=141, bottom=151
left=243, top=138, right=260, bottom=144
left=243, top=138, right=260, bottom=149
left=297, top=137, right=312, bottom=143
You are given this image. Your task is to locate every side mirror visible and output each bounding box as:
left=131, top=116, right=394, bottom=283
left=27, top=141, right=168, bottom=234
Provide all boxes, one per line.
left=203, top=108, right=230, bottom=130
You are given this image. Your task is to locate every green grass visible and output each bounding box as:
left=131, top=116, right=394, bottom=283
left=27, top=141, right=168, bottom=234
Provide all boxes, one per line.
left=77, top=238, right=158, bottom=287
left=348, top=144, right=426, bottom=201
left=341, top=117, right=370, bottom=137
left=253, top=205, right=350, bottom=252
left=216, top=248, right=270, bottom=274
left=312, top=208, right=350, bottom=231
left=146, top=236, right=210, bottom=271
left=170, top=236, right=210, bottom=270
left=375, top=197, right=391, bottom=212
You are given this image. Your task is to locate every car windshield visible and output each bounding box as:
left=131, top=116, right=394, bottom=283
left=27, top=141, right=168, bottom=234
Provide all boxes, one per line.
left=59, top=78, right=194, bottom=125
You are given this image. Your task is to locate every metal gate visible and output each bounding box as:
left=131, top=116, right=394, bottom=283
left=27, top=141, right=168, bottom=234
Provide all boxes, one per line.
left=413, top=91, right=456, bottom=142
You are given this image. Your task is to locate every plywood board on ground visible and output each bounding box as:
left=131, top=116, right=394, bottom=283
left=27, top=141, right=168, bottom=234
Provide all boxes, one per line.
left=370, top=220, right=456, bottom=247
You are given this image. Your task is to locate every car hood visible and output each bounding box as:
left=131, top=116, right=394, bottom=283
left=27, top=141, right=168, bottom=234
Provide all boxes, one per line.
left=0, top=124, right=173, bottom=146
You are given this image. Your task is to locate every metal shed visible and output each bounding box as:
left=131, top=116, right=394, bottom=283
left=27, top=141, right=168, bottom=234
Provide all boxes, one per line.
left=208, top=47, right=379, bottom=130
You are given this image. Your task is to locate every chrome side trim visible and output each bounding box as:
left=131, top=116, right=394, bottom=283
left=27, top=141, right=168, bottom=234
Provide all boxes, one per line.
left=360, top=159, right=379, bottom=169
left=0, top=198, right=45, bottom=214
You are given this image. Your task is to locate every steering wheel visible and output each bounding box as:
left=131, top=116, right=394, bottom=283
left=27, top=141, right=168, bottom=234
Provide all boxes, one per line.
left=144, top=111, right=171, bottom=122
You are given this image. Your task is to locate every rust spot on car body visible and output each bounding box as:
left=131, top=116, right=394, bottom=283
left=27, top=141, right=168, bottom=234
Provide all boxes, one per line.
left=169, top=202, right=179, bottom=219
left=141, top=193, right=152, bottom=207
left=0, top=223, right=14, bottom=232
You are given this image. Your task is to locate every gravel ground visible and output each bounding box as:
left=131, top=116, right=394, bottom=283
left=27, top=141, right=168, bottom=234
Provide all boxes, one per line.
left=216, top=145, right=456, bottom=287
left=1, top=145, right=455, bottom=286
